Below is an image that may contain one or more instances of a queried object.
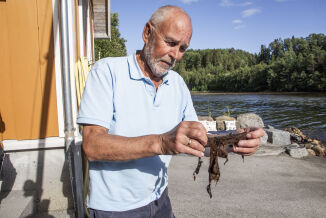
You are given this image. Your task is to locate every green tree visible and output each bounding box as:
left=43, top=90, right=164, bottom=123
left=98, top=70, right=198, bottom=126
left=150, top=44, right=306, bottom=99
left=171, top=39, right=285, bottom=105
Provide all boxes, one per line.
left=95, top=12, right=127, bottom=60
left=174, top=34, right=326, bottom=92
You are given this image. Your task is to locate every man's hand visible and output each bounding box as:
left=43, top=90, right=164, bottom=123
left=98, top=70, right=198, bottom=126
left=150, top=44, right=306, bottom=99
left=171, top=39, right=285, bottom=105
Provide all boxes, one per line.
left=160, top=121, right=208, bottom=157
left=233, top=127, right=265, bottom=155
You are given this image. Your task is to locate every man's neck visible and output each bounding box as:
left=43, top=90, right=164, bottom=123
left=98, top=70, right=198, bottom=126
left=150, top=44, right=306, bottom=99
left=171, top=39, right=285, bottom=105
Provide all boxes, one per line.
left=136, top=51, right=162, bottom=89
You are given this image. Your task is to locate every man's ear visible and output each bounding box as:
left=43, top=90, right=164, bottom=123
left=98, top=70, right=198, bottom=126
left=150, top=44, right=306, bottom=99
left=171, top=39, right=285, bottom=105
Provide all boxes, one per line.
left=142, top=22, right=152, bottom=45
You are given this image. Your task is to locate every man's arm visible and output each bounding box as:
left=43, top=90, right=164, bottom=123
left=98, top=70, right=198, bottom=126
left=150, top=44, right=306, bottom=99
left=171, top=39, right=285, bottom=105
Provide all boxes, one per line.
left=82, top=121, right=208, bottom=162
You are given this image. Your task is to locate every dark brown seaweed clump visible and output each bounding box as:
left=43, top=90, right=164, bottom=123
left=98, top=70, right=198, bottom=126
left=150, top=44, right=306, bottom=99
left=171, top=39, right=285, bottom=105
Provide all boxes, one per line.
left=193, top=131, right=247, bottom=198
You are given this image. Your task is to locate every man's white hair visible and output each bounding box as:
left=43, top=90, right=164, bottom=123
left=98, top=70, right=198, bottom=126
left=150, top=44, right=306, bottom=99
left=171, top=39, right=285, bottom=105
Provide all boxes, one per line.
left=149, top=5, right=191, bottom=28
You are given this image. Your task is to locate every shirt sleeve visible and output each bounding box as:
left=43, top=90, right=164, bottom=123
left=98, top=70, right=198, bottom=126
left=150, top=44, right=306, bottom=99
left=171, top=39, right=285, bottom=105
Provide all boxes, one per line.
left=77, top=60, right=114, bottom=129
left=182, top=81, right=198, bottom=122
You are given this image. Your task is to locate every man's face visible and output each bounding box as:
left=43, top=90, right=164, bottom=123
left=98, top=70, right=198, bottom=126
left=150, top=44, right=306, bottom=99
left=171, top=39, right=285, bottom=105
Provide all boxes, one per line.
left=144, top=14, right=192, bottom=77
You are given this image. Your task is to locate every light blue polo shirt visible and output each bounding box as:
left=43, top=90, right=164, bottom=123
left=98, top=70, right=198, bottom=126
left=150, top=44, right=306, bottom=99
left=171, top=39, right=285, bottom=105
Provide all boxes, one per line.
left=77, top=53, right=198, bottom=211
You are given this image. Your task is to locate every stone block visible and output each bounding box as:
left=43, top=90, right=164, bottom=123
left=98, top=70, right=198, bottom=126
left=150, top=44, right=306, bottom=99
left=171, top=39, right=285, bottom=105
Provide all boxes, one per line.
left=224, top=120, right=236, bottom=130
left=237, top=113, right=264, bottom=128
left=215, top=116, right=239, bottom=130
left=265, top=129, right=291, bottom=145
left=285, top=144, right=309, bottom=158
left=199, top=121, right=217, bottom=132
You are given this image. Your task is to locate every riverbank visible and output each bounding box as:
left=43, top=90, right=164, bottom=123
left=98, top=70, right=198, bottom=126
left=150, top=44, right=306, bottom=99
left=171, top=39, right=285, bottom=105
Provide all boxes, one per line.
left=198, top=113, right=326, bottom=157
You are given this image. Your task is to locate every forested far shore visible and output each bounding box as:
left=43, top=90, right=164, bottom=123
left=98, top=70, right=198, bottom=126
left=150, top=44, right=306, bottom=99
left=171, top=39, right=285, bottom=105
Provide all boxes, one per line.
left=174, top=33, right=326, bottom=92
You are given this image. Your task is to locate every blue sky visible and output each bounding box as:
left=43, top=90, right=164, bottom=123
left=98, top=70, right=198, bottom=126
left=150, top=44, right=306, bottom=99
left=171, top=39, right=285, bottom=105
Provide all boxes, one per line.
left=111, top=0, right=326, bottom=54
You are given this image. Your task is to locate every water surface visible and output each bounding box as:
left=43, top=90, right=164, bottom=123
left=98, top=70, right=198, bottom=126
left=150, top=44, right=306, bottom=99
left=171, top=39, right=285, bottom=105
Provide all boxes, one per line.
left=192, top=93, right=326, bottom=142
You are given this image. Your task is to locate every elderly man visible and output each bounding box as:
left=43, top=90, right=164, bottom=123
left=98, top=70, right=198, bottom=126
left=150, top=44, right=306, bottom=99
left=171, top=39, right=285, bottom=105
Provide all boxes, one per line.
left=77, top=5, right=264, bottom=218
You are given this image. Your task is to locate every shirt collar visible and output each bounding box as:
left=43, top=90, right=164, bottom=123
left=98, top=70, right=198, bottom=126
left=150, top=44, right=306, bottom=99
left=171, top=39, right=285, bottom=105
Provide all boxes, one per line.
left=128, top=53, right=170, bottom=85
left=128, top=53, right=146, bottom=80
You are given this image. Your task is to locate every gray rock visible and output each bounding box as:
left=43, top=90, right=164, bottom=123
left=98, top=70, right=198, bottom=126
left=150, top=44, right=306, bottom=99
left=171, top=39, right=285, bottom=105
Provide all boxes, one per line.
left=286, top=142, right=300, bottom=148
left=285, top=144, right=309, bottom=158
left=305, top=143, right=314, bottom=149
left=265, top=129, right=291, bottom=145
left=260, top=131, right=268, bottom=145
left=237, top=113, right=264, bottom=129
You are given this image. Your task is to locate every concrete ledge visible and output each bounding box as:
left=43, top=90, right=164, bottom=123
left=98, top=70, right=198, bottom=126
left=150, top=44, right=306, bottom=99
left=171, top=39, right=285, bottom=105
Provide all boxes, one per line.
left=0, top=148, right=75, bottom=217
left=265, top=129, right=291, bottom=145
left=3, top=136, right=82, bottom=152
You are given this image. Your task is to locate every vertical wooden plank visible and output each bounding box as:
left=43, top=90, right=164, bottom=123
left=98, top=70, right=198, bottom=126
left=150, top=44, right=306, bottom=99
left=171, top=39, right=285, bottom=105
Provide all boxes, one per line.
left=36, top=0, right=59, bottom=138
left=89, top=2, right=95, bottom=62
left=0, top=0, right=59, bottom=140
left=107, top=0, right=111, bottom=39
left=93, top=0, right=110, bottom=39
left=74, top=0, right=80, bottom=61
left=0, top=0, right=43, bottom=140
left=0, top=2, right=14, bottom=140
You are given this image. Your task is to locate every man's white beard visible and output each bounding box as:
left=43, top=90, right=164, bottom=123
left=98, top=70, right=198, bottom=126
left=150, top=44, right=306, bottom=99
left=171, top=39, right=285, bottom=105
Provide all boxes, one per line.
left=144, top=39, right=176, bottom=78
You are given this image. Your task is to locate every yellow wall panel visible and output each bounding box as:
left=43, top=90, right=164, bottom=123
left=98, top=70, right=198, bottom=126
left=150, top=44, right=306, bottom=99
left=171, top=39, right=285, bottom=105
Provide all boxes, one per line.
left=0, top=0, right=58, bottom=140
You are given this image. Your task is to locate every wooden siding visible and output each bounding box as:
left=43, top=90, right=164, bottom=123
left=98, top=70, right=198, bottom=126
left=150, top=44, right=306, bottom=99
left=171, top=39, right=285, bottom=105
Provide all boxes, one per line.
left=93, top=0, right=110, bottom=39
left=0, top=0, right=59, bottom=140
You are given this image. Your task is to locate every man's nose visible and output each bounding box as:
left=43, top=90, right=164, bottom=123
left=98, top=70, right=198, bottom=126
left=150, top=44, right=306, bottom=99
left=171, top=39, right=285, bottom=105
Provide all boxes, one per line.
left=170, top=47, right=181, bottom=61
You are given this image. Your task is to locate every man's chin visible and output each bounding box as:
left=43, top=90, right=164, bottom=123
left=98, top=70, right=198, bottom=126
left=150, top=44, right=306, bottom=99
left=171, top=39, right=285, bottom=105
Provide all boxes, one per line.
left=153, top=69, right=168, bottom=78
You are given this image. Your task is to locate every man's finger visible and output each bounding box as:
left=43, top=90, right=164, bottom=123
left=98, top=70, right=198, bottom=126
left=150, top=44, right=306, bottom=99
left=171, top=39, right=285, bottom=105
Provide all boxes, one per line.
left=186, top=131, right=208, bottom=146
left=185, top=123, right=208, bottom=145
left=183, top=145, right=204, bottom=157
left=233, top=145, right=258, bottom=155
left=246, top=127, right=265, bottom=139
left=238, top=138, right=260, bottom=148
left=178, top=121, right=208, bottom=145
left=186, top=139, right=205, bottom=152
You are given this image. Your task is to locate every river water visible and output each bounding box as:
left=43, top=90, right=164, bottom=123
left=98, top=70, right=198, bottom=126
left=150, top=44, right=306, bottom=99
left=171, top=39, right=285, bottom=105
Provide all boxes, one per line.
left=191, top=93, right=326, bottom=142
